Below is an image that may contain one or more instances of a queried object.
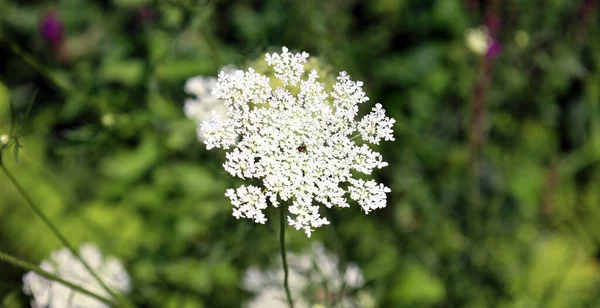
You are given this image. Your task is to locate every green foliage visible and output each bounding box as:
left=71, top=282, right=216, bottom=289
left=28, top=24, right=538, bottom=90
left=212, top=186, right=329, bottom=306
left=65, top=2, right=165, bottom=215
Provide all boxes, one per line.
left=1, top=0, right=600, bottom=306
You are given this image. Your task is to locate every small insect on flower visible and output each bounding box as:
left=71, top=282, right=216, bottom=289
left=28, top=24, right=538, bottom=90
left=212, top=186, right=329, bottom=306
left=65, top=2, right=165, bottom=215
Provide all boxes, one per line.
left=297, top=145, right=307, bottom=153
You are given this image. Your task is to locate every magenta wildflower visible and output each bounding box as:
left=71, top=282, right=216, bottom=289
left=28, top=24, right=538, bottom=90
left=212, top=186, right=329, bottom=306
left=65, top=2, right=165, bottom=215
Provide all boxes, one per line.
left=486, top=40, right=502, bottom=60
left=40, top=11, right=64, bottom=46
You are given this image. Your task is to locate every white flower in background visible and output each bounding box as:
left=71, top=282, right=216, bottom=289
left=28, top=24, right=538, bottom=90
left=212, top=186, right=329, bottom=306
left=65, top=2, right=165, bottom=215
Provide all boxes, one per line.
left=22, top=243, right=131, bottom=308
left=184, top=68, right=236, bottom=142
left=0, top=134, right=9, bottom=146
left=464, top=26, right=492, bottom=55
left=242, top=242, right=374, bottom=308
left=202, top=47, right=395, bottom=237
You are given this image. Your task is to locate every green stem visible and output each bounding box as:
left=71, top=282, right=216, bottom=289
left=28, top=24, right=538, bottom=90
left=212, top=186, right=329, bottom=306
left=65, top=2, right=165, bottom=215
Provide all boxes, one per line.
left=0, top=36, right=74, bottom=93
left=0, top=250, right=116, bottom=306
left=280, top=204, right=294, bottom=308
left=0, top=36, right=104, bottom=112
left=0, top=162, right=132, bottom=307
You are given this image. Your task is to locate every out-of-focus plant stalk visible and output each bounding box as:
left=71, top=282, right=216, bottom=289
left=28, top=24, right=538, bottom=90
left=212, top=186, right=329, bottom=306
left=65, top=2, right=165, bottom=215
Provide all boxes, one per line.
left=540, top=164, right=558, bottom=223
left=0, top=151, right=134, bottom=308
left=469, top=0, right=501, bottom=237
left=0, top=250, right=117, bottom=306
left=0, top=35, right=73, bottom=93
left=0, top=35, right=105, bottom=113
left=577, top=0, right=595, bottom=41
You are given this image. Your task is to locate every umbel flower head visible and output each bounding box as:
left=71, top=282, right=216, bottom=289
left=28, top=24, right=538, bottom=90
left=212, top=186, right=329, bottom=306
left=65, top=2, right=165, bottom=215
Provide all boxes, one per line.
left=243, top=242, right=375, bottom=308
left=201, top=47, right=395, bottom=237
left=22, top=243, right=131, bottom=308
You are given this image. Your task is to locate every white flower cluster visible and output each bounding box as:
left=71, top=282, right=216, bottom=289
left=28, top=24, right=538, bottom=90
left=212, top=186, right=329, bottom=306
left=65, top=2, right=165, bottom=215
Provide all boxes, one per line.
left=200, top=47, right=395, bottom=237
left=184, top=75, right=229, bottom=142
left=242, top=242, right=374, bottom=308
left=22, top=243, right=131, bottom=308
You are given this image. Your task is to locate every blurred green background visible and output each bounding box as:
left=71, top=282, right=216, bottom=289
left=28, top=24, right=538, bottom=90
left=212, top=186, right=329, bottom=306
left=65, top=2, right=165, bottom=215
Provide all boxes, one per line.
left=1, top=0, right=600, bottom=307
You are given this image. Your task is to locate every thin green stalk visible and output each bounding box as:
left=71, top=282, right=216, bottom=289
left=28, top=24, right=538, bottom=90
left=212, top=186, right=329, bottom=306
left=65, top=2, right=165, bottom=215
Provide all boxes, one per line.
left=0, top=160, right=132, bottom=307
left=0, top=35, right=104, bottom=112
left=0, top=35, right=74, bottom=93
left=280, top=204, right=294, bottom=308
left=0, top=250, right=116, bottom=306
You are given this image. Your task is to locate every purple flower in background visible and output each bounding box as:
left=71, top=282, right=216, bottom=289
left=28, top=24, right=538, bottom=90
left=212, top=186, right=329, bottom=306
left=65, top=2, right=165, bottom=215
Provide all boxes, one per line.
left=133, top=5, right=159, bottom=29
left=40, top=10, right=63, bottom=46
left=486, top=40, right=502, bottom=60
left=484, top=15, right=501, bottom=36
left=137, top=6, right=158, bottom=23
left=464, top=0, right=479, bottom=9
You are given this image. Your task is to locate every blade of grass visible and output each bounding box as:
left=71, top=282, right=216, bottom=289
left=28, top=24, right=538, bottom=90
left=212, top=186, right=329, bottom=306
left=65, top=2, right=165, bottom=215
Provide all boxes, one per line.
left=0, top=161, right=134, bottom=308
left=0, top=250, right=117, bottom=306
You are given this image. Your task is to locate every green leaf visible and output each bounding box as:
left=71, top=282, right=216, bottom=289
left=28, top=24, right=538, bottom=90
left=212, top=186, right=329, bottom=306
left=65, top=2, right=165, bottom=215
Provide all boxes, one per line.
left=12, top=138, right=19, bottom=162
left=100, top=134, right=159, bottom=181
left=101, top=60, right=145, bottom=86
left=1, top=290, right=23, bottom=308
left=155, top=60, right=216, bottom=81
left=161, top=259, right=212, bottom=294
left=392, top=263, right=446, bottom=304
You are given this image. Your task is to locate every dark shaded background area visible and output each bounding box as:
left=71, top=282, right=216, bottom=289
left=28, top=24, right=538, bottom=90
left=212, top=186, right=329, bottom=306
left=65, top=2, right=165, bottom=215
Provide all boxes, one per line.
left=1, top=0, right=599, bottom=307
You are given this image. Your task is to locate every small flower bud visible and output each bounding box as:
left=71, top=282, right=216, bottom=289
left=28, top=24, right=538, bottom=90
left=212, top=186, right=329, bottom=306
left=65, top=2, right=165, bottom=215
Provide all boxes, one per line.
left=514, top=30, right=529, bottom=48
left=101, top=114, right=116, bottom=127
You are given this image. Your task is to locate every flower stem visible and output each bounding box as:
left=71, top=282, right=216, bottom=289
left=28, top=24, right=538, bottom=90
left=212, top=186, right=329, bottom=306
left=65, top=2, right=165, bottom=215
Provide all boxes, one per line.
left=280, top=203, right=294, bottom=308
left=0, top=160, right=133, bottom=307
left=0, top=250, right=117, bottom=306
